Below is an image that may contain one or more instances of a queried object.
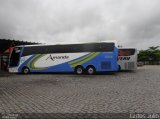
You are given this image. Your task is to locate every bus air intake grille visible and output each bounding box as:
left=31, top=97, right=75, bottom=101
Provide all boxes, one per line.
left=101, top=62, right=111, bottom=69
left=125, top=62, right=135, bottom=70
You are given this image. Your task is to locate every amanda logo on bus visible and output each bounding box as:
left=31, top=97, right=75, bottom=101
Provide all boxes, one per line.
left=118, top=57, right=130, bottom=60
left=46, top=54, right=69, bottom=61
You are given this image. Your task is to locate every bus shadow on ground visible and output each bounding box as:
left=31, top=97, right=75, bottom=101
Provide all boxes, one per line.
left=0, top=70, right=137, bottom=77
left=0, top=70, right=136, bottom=77
left=117, top=70, right=137, bottom=74
left=18, top=71, right=118, bottom=76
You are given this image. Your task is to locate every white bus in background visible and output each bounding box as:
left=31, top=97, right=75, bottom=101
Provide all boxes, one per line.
left=118, top=48, right=137, bottom=71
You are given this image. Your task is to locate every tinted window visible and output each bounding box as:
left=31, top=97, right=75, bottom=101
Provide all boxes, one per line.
left=118, top=49, right=136, bottom=56
left=9, top=47, right=22, bottom=67
left=22, top=43, right=115, bottom=56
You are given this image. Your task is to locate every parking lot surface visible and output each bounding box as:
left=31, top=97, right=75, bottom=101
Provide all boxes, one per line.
left=0, top=65, right=160, bottom=114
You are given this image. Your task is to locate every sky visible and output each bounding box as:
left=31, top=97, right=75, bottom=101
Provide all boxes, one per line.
left=0, top=0, right=160, bottom=50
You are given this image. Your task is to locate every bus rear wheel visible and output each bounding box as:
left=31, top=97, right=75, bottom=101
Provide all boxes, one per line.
left=75, top=66, right=84, bottom=75
left=118, top=65, right=121, bottom=71
left=86, top=66, right=96, bottom=75
left=22, top=67, right=30, bottom=74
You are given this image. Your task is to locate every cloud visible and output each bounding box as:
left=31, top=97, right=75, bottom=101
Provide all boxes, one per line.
left=0, top=0, right=160, bottom=49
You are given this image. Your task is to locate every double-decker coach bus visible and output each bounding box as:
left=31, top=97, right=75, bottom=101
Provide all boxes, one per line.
left=118, top=48, right=137, bottom=71
left=9, top=42, right=119, bottom=74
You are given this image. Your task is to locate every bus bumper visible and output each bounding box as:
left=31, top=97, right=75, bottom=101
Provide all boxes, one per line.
left=9, top=67, right=19, bottom=73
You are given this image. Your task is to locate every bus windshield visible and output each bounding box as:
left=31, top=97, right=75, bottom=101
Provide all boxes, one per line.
left=9, top=47, right=22, bottom=67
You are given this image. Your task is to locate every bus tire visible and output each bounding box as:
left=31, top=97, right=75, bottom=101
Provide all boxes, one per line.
left=86, top=65, right=96, bottom=75
left=118, top=65, right=121, bottom=71
left=75, top=66, right=84, bottom=75
left=22, top=67, right=30, bottom=74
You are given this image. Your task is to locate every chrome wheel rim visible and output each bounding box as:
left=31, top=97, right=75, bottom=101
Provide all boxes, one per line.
left=88, top=68, right=94, bottom=74
left=24, top=68, right=29, bottom=74
left=77, top=68, right=83, bottom=74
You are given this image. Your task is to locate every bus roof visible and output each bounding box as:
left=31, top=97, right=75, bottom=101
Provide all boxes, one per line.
left=15, top=41, right=116, bottom=48
left=118, top=48, right=137, bottom=50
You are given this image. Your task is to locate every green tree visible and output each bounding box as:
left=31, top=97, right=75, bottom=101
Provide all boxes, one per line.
left=138, top=46, right=160, bottom=64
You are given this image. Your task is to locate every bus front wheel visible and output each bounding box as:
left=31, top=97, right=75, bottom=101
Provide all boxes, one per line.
left=75, top=66, right=84, bottom=75
left=86, top=66, right=96, bottom=75
left=22, top=67, right=30, bottom=74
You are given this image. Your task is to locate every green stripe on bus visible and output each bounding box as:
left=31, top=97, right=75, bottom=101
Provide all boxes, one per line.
left=71, top=52, right=100, bottom=67
left=68, top=52, right=95, bottom=65
left=32, top=54, right=47, bottom=70
left=27, top=54, right=47, bottom=70
left=27, top=54, right=40, bottom=69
